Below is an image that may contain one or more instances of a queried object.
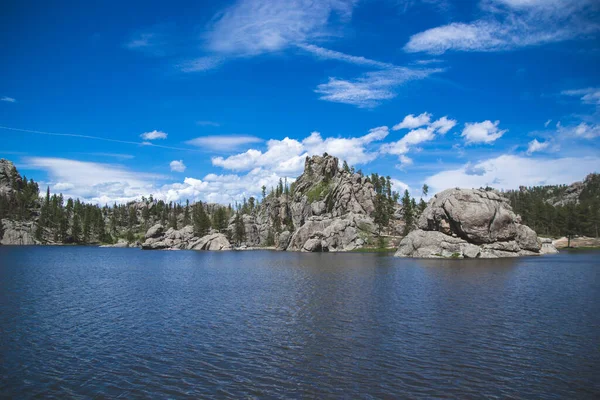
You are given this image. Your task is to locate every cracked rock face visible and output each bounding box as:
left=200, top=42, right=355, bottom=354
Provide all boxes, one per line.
left=396, top=188, right=558, bottom=258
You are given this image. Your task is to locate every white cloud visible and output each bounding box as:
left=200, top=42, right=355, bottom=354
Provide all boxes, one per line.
left=544, top=119, right=552, bottom=127
left=186, top=135, right=263, bottom=151
left=297, top=44, right=394, bottom=69
left=177, top=56, right=223, bottom=72
left=563, top=122, right=600, bottom=139
left=315, top=67, right=442, bottom=108
left=170, top=160, right=187, bottom=172
left=390, top=178, right=411, bottom=194
left=24, top=156, right=287, bottom=205
left=1, top=97, right=16, bottom=103
left=425, top=154, right=600, bottom=194
left=526, top=139, right=549, bottom=155
left=431, top=116, right=457, bottom=134
left=561, top=87, right=600, bottom=106
left=393, top=112, right=432, bottom=130
left=24, top=157, right=165, bottom=204
left=140, top=130, right=168, bottom=140
left=124, top=32, right=157, bottom=49
left=205, top=0, right=356, bottom=56
left=382, top=114, right=457, bottom=164
left=461, top=120, right=506, bottom=144
left=404, top=0, right=599, bottom=54
left=212, top=127, right=389, bottom=175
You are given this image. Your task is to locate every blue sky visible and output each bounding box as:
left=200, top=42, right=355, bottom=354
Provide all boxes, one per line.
left=1, top=0, right=599, bottom=204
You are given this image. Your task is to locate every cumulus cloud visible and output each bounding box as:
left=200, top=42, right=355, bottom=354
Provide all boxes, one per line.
left=24, top=157, right=287, bottom=205
left=212, top=127, right=389, bottom=175
left=425, top=154, right=600, bottom=194
left=461, top=120, right=506, bottom=144
left=393, top=112, right=432, bottom=130
left=186, top=135, right=263, bottom=151
left=315, top=67, right=442, bottom=108
left=404, top=0, right=599, bottom=54
left=526, top=139, right=549, bottom=155
left=382, top=113, right=457, bottom=165
left=140, top=130, right=168, bottom=140
left=1, top=96, right=16, bottom=103
left=170, top=160, right=186, bottom=172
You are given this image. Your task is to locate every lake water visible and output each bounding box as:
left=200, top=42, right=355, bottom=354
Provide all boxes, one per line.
left=0, top=246, right=598, bottom=399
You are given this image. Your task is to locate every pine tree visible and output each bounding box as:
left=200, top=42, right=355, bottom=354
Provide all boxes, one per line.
left=402, top=189, right=414, bottom=236
left=72, top=213, right=81, bottom=243
left=183, top=200, right=191, bottom=226
left=233, top=212, right=246, bottom=245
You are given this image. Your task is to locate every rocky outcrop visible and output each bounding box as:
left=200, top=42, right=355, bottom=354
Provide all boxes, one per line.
left=396, top=188, right=558, bottom=258
left=141, top=224, right=231, bottom=251
left=227, top=154, right=398, bottom=251
left=189, top=233, right=232, bottom=251
left=0, top=159, right=21, bottom=196
left=286, top=214, right=374, bottom=252
left=0, top=219, right=36, bottom=245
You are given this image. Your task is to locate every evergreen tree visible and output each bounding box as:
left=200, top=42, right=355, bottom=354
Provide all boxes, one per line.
left=71, top=213, right=81, bottom=243
left=402, top=189, right=414, bottom=235
left=193, top=202, right=211, bottom=237
left=233, top=212, right=246, bottom=245
left=183, top=200, right=191, bottom=226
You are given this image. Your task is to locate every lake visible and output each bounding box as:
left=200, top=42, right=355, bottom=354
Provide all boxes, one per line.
left=0, top=246, right=598, bottom=399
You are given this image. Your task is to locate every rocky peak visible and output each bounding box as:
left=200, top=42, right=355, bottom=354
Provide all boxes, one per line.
left=0, top=159, right=21, bottom=195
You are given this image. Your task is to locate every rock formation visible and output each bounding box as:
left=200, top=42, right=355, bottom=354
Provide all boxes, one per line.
left=141, top=224, right=231, bottom=251
left=0, top=159, right=21, bottom=196
left=0, top=219, right=37, bottom=245
left=226, top=154, right=400, bottom=251
left=395, top=188, right=559, bottom=258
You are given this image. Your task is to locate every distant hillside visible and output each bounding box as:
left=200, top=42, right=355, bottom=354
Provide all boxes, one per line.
left=503, top=173, right=600, bottom=238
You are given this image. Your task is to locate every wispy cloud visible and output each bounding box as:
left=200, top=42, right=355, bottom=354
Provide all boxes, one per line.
left=404, top=0, right=600, bottom=54
left=205, top=0, right=356, bottom=56
left=84, top=152, right=135, bottom=160
left=1, top=96, right=16, bottom=103
left=0, top=126, right=191, bottom=151
left=140, top=130, right=168, bottom=140
left=123, top=30, right=169, bottom=56
left=297, top=44, right=394, bottom=68
left=561, top=87, right=600, bottom=106
left=177, top=56, right=223, bottom=72
left=186, top=135, right=263, bottom=151
left=315, top=67, right=442, bottom=108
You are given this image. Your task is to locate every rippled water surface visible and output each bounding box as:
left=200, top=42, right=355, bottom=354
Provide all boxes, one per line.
left=1, top=247, right=599, bottom=399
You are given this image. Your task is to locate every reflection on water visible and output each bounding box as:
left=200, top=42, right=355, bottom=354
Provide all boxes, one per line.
left=0, top=247, right=598, bottom=398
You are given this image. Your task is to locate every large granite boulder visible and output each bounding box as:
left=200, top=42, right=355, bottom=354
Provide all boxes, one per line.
left=396, top=188, right=558, bottom=258
left=189, top=233, right=232, bottom=251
